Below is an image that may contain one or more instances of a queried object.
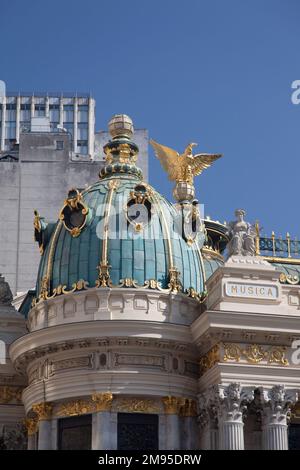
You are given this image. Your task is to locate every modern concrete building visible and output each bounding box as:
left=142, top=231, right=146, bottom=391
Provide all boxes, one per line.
left=0, top=82, right=95, bottom=157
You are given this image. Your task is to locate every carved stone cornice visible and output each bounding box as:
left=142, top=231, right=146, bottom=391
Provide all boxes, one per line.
left=32, top=402, right=53, bottom=421
left=24, top=417, right=38, bottom=436
left=162, top=395, right=185, bottom=415
left=92, top=392, right=113, bottom=412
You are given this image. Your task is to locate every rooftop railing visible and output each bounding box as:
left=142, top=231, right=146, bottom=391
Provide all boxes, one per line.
left=6, top=91, right=92, bottom=98
left=255, top=223, right=300, bottom=259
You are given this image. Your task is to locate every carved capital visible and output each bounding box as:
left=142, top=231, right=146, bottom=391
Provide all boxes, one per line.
left=200, top=383, right=254, bottom=425
left=180, top=399, right=198, bottom=417
left=92, top=392, right=113, bottom=412
left=162, top=395, right=185, bottom=415
left=24, top=417, right=38, bottom=436
left=260, top=385, right=299, bottom=426
left=32, top=402, right=53, bottom=421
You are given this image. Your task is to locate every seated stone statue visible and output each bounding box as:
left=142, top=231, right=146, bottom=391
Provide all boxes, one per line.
left=227, top=209, right=256, bottom=257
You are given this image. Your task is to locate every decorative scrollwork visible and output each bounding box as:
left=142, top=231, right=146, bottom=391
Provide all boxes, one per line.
left=199, top=345, right=220, bottom=374
left=279, top=272, right=300, bottom=285
left=59, top=188, right=89, bottom=238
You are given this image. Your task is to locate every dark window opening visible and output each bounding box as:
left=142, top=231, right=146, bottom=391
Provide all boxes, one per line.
left=58, top=414, right=92, bottom=450
left=117, top=413, right=158, bottom=450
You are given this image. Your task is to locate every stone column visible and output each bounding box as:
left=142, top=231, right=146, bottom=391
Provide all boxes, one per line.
left=45, top=96, right=49, bottom=118
left=30, top=95, right=35, bottom=119
left=59, top=97, right=64, bottom=127
left=32, top=402, right=53, bottom=450
left=217, top=384, right=254, bottom=450
left=25, top=417, right=38, bottom=450
left=91, top=392, right=113, bottom=450
left=1, top=96, right=6, bottom=151
left=198, top=392, right=218, bottom=450
left=200, top=383, right=254, bottom=450
left=16, top=95, right=21, bottom=143
left=261, top=385, right=298, bottom=450
left=73, top=97, right=78, bottom=154
left=162, top=396, right=183, bottom=450
left=88, top=97, right=95, bottom=158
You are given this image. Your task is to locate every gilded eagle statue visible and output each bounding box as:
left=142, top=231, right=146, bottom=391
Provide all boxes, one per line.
left=150, top=139, right=222, bottom=185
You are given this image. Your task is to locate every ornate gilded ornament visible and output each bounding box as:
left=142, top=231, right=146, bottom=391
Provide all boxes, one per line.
left=56, top=399, right=94, bottom=417
left=95, top=180, right=119, bottom=289
left=162, top=396, right=185, bottom=415
left=126, top=184, right=153, bottom=233
left=32, top=402, right=53, bottom=421
left=0, top=386, right=23, bottom=404
left=243, top=344, right=265, bottom=364
left=200, top=343, right=289, bottom=373
left=115, top=398, right=160, bottom=414
left=92, top=392, right=113, bottom=412
left=180, top=399, right=198, bottom=417
left=199, top=345, right=220, bottom=374
left=24, top=417, right=38, bottom=436
left=168, top=267, right=182, bottom=293
left=279, top=272, right=300, bottom=285
left=96, top=262, right=113, bottom=288
left=59, top=188, right=89, bottom=238
left=267, top=347, right=289, bottom=366
left=33, top=209, right=45, bottom=254
left=223, top=343, right=242, bottom=362
left=150, top=139, right=221, bottom=203
left=150, top=140, right=222, bottom=186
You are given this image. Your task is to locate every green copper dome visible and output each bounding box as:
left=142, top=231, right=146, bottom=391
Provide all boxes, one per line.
left=34, top=115, right=206, bottom=303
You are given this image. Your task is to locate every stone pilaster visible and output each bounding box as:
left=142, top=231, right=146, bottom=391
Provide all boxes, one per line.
left=199, top=383, right=254, bottom=450
left=24, top=417, right=38, bottom=450
left=261, top=385, right=298, bottom=450
left=198, top=391, right=218, bottom=450
left=180, top=399, right=198, bottom=450
left=217, top=383, right=254, bottom=450
left=32, top=402, right=53, bottom=450
left=91, top=392, right=113, bottom=450
left=162, top=396, right=184, bottom=450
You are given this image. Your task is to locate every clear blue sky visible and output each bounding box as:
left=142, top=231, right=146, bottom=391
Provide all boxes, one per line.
left=1, top=0, right=299, bottom=238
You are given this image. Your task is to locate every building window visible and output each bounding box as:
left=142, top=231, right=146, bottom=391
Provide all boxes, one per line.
left=78, top=122, right=88, bottom=140
left=78, top=104, right=88, bottom=123
left=49, top=104, right=59, bottom=122
left=20, top=104, right=31, bottom=121
left=5, top=122, right=16, bottom=139
left=56, top=140, right=64, bottom=150
left=117, top=413, right=159, bottom=450
left=58, top=415, right=92, bottom=450
left=77, top=140, right=88, bottom=155
left=6, top=104, right=16, bottom=121
left=35, top=104, right=46, bottom=117
left=63, top=105, right=74, bottom=123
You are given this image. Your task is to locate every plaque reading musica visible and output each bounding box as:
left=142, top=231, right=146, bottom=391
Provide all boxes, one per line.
left=225, top=282, right=278, bottom=300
